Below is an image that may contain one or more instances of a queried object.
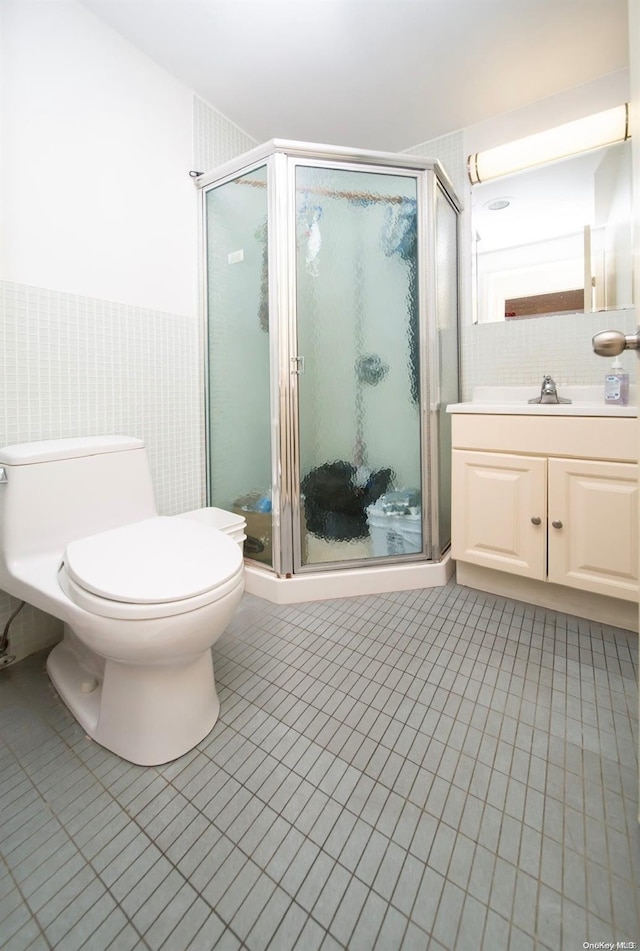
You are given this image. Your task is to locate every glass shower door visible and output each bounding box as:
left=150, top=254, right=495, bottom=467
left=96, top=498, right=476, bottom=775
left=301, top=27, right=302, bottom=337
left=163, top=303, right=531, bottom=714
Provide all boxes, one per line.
left=205, top=164, right=273, bottom=565
left=294, top=164, right=425, bottom=567
left=434, top=185, right=460, bottom=557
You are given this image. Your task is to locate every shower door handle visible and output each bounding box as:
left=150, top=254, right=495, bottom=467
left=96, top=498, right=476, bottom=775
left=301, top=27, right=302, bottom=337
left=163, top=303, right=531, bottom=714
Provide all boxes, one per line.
left=291, top=356, right=305, bottom=375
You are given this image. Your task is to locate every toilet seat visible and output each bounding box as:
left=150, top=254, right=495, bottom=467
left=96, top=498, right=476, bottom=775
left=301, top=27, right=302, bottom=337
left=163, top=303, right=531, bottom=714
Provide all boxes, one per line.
left=59, top=516, right=244, bottom=620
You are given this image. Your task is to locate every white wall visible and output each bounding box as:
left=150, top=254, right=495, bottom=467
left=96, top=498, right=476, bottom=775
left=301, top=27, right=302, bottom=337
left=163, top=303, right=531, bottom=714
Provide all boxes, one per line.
left=1, top=0, right=197, bottom=316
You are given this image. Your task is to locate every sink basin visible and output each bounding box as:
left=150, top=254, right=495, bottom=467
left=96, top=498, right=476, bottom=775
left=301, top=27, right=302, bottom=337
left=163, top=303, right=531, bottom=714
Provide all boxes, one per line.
left=447, top=385, right=637, bottom=417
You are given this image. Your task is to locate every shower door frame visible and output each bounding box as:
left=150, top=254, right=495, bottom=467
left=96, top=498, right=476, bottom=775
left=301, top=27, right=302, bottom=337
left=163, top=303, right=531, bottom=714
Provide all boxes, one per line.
left=199, top=155, right=278, bottom=569
left=198, top=140, right=461, bottom=578
left=281, top=155, right=433, bottom=575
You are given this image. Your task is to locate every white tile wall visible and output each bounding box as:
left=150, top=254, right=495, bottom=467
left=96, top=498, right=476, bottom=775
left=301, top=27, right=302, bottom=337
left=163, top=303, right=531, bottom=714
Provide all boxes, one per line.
left=0, top=281, right=204, bottom=661
left=460, top=308, right=639, bottom=399
left=403, top=130, right=467, bottom=201
left=1, top=281, right=204, bottom=511
left=193, top=95, right=258, bottom=173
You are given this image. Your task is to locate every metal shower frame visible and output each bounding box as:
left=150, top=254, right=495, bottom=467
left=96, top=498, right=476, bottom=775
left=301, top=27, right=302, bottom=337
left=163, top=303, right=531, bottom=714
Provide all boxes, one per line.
left=197, top=139, right=461, bottom=577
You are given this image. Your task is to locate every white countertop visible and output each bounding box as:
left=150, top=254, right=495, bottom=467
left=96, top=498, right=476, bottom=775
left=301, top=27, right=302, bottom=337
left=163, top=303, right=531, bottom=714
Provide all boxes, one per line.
left=447, top=385, right=637, bottom=417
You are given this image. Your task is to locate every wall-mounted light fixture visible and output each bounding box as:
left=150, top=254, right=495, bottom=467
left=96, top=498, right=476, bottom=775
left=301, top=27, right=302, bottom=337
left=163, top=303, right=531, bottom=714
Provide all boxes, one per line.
left=467, top=103, right=630, bottom=185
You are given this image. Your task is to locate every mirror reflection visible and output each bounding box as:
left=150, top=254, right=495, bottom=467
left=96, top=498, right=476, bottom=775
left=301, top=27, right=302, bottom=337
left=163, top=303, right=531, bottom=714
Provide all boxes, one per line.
left=472, top=140, right=633, bottom=323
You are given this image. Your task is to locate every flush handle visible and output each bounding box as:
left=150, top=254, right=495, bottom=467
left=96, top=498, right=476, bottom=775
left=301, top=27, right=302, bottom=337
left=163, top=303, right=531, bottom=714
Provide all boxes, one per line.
left=592, top=328, right=640, bottom=357
left=0, top=468, right=6, bottom=484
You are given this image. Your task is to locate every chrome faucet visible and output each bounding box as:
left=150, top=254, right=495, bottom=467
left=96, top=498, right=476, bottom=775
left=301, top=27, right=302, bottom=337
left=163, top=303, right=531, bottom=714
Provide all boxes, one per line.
left=528, top=375, right=572, bottom=404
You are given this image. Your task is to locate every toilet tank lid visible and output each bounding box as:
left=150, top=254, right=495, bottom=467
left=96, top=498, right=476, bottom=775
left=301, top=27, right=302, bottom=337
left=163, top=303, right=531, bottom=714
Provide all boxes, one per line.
left=0, top=436, right=144, bottom=465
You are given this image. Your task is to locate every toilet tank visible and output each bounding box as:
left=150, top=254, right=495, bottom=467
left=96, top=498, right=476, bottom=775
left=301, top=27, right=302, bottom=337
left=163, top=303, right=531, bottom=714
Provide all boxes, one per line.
left=0, top=436, right=158, bottom=560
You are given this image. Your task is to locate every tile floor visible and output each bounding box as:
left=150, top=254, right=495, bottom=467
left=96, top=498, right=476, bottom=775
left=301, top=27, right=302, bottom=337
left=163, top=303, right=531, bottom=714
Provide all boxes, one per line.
left=0, top=581, right=638, bottom=951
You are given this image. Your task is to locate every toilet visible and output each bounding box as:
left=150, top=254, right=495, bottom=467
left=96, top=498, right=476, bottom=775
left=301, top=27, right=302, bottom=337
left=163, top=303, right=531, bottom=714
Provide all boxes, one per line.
left=0, top=435, right=245, bottom=766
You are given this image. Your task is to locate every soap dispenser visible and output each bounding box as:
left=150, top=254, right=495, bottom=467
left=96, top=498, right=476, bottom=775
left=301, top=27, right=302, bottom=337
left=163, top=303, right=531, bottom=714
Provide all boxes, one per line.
left=604, top=358, right=629, bottom=405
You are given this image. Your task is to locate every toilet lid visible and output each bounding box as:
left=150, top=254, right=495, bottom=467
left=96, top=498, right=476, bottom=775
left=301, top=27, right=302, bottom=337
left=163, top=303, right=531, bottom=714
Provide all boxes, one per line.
left=63, top=517, right=243, bottom=604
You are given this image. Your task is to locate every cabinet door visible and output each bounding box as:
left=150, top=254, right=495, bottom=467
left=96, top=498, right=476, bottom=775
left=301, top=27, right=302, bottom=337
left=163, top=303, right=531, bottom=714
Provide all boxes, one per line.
left=452, top=450, right=547, bottom=579
left=548, top=458, right=638, bottom=601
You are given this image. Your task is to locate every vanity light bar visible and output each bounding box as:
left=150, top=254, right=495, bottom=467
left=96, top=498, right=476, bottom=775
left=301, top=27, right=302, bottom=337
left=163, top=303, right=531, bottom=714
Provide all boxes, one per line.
left=467, top=103, right=630, bottom=185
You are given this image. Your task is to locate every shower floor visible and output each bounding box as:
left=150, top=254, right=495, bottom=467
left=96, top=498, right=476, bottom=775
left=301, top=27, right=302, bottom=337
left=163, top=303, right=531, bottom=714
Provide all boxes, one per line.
left=1, top=580, right=638, bottom=950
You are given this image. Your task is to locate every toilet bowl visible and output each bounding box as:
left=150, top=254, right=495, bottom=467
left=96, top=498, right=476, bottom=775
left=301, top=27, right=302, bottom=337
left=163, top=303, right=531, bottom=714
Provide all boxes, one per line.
left=0, top=435, right=246, bottom=765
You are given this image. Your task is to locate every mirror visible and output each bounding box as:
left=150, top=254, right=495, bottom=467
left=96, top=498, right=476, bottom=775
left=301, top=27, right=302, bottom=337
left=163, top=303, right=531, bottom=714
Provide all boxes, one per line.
left=472, top=140, right=633, bottom=323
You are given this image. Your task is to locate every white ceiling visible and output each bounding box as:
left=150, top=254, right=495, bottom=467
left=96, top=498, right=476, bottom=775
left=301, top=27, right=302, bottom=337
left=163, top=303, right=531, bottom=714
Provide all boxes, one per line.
left=79, top=0, right=629, bottom=152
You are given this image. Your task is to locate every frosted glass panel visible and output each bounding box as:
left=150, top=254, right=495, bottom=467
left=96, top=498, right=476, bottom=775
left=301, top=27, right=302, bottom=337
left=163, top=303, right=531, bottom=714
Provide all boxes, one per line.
left=295, top=165, right=423, bottom=565
left=435, top=186, right=459, bottom=552
left=206, top=165, right=273, bottom=565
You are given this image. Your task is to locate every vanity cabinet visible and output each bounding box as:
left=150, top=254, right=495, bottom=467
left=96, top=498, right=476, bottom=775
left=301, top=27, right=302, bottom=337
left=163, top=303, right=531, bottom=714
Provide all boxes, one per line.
left=546, top=457, right=637, bottom=598
left=451, top=415, right=638, bottom=605
left=453, top=450, right=546, bottom=579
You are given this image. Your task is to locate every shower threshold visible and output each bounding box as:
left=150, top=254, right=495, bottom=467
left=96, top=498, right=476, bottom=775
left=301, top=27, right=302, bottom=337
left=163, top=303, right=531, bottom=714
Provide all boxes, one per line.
left=243, top=553, right=454, bottom=604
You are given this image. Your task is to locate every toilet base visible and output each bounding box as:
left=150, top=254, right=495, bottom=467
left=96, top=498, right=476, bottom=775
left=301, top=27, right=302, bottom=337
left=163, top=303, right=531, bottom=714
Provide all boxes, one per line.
left=47, top=631, right=220, bottom=766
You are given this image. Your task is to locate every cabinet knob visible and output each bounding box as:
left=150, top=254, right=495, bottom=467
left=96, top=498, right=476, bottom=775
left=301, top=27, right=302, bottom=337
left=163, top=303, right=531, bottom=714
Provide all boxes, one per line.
left=530, top=516, right=542, bottom=525
left=551, top=520, right=563, bottom=529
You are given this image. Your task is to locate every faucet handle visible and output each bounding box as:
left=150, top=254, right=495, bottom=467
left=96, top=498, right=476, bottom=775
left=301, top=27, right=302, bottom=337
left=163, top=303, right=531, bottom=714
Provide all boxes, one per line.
left=528, top=375, right=572, bottom=404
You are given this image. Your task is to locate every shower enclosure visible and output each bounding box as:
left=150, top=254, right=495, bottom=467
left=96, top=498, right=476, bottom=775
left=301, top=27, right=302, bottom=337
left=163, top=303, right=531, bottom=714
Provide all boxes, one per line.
left=198, top=140, right=460, bottom=586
